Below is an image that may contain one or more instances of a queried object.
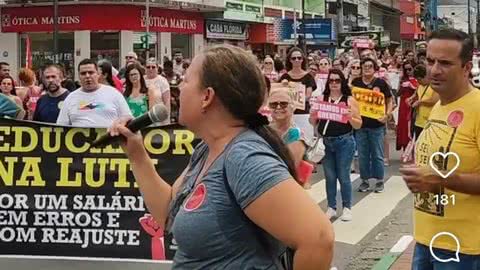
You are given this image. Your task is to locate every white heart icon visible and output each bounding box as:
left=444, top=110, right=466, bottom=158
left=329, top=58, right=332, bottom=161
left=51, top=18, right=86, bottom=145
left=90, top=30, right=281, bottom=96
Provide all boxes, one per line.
left=428, top=152, right=460, bottom=179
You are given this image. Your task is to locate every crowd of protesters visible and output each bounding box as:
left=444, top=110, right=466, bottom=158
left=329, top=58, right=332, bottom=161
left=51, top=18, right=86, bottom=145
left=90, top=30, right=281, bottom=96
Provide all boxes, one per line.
left=0, top=44, right=438, bottom=222
left=256, top=43, right=437, bottom=221
left=0, top=50, right=192, bottom=126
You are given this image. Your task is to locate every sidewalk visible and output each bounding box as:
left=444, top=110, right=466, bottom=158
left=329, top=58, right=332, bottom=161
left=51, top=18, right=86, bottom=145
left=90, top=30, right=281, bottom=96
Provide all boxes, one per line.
left=389, top=242, right=415, bottom=270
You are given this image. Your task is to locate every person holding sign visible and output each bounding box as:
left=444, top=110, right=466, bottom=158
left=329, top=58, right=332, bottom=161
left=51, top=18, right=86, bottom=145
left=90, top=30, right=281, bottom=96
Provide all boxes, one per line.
left=279, top=47, right=317, bottom=114
left=268, top=88, right=309, bottom=185
left=108, top=45, right=334, bottom=269
left=352, top=58, right=394, bottom=193
left=309, top=69, right=362, bottom=221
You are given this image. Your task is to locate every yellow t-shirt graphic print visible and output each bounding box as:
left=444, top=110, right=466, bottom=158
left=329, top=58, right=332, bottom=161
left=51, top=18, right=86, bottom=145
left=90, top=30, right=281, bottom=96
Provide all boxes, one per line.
left=414, top=89, right=480, bottom=255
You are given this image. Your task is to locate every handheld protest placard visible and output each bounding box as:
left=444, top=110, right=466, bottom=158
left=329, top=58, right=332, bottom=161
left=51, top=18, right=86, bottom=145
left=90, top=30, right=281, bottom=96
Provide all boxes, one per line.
left=310, top=96, right=350, bottom=124
left=270, top=80, right=306, bottom=111
left=352, top=87, right=386, bottom=119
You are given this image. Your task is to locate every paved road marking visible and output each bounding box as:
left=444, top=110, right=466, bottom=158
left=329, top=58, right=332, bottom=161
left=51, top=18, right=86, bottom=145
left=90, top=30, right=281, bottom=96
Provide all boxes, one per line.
left=390, top=235, right=414, bottom=253
left=307, top=174, right=360, bottom=204
left=332, top=176, right=410, bottom=245
left=371, top=235, right=414, bottom=270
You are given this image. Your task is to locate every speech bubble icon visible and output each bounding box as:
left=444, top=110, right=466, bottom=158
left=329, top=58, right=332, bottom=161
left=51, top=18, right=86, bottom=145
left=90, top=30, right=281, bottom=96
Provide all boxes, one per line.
left=429, top=152, right=460, bottom=179
left=429, top=232, right=461, bottom=263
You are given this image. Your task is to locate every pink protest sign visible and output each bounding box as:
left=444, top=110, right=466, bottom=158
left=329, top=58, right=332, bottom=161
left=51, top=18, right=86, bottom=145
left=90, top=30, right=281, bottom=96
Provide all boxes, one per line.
left=311, top=100, right=350, bottom=124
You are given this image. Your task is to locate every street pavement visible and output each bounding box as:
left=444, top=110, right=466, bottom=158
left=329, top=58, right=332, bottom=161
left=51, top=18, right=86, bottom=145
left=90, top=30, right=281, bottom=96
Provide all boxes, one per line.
left=308, top=131, right=414, bottom=270
left=0, top=132, right=414, bottom=270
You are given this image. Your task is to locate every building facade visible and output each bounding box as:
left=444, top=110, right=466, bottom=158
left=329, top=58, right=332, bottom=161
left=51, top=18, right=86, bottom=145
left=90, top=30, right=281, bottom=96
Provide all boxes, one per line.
left=437, top=4, right=477, bottom=35
left=400, top=0, right=425, bottom=50
left=0, top=0, right=224, bottom=80
left=369, top=0, right=402, bottom=47
left=217, top=0, right=327, bottom=58
left=0, top=0, right=329, bottom=79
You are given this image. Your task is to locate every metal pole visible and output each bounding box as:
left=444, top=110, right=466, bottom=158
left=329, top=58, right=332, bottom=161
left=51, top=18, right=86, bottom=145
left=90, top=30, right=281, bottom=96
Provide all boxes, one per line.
left=302, top=0, right=306, bottom=53
left=468, top=0, right=472, bottom=35
left=53, top=0, right=58, bottom=64
left=430, top=0, right=438, bottom=31
left=294, top=9, right=298, bottom=46
left=338, top=0, right=344, bottom=34
left=427, top=0, right=432, bottom=32
left=146, top=0, right=150, bottom=60
left=477, top=0, right=479, bottom=47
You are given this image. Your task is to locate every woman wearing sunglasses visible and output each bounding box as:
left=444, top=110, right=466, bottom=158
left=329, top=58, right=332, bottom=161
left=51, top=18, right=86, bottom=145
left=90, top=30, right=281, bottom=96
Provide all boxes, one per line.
left=346, top=59, right=361, bottom=88
left=269, top=88, right=307, bottom=168
left=262, top=56, right=279, bottom=83
left=279, top=47, right=317, bottom=114
left=145, top=58, right=171, bottom=125
left=396, top=61, right=418, bottom=152
left=310, top=69, right=362, bottom=221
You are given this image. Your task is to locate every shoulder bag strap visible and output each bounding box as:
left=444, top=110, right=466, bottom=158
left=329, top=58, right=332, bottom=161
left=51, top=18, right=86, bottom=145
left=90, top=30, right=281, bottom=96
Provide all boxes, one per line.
left=321, top=96, right=343, bottom=137
left=419, top=85, right=430, bottom=100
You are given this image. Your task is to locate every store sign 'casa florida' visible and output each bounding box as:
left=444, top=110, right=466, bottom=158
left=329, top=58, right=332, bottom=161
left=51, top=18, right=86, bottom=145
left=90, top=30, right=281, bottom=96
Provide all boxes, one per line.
left=1, top=5, right=204, bottom=34
left=205, top=20, right=247, bottom=40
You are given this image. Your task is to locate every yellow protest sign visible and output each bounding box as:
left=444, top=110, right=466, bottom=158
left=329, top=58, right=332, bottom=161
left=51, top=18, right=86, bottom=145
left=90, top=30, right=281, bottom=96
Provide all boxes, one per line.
left=352, top=87, right=385, bottom=119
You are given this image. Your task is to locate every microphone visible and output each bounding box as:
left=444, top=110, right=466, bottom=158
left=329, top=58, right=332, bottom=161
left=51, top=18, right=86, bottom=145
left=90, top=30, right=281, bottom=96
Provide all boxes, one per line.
left=91, top=103, right=169, bottom=148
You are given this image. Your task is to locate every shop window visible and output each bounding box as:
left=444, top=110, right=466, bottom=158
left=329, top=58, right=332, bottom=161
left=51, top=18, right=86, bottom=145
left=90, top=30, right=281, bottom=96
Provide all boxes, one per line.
left=20, top=32, right=75, bottom=80
left=171, top=34, right=192, bottom=60
left=91, top=32, right=120, bottom=69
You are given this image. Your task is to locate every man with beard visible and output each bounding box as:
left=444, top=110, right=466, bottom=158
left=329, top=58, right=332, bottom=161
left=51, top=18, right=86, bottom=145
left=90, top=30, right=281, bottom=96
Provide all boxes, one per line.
left=33, top=64, right=70, bottom=123
left=173, top=51, right=184, bottom=75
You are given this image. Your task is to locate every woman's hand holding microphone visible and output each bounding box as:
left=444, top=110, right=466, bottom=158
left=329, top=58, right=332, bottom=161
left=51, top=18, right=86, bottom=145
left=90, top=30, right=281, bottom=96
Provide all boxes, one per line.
left=107, top=117, right=146, bottom=160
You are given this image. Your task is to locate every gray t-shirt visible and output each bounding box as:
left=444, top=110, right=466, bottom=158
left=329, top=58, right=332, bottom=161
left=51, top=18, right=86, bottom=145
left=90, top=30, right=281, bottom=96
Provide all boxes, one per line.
left=171, top=129, right=291, bottom=269
left=56, top=84, right=132, bottom=128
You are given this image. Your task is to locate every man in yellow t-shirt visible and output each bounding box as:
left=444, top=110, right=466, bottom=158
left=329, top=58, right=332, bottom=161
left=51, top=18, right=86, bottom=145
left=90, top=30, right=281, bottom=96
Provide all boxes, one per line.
left=409, top=64, right=440, bottom=139
left=400, top=28, right=480, bottom=270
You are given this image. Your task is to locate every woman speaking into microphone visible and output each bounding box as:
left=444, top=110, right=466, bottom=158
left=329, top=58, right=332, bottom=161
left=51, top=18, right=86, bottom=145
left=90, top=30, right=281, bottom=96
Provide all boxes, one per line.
left=108, top=45, right=334, bottom=270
